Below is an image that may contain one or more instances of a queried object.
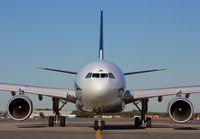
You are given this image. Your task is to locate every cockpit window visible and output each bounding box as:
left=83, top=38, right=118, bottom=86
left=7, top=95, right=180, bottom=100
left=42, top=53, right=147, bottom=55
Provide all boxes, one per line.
left=92, top=73, right=100, bottom=78
left=101, top=73, right=108, bottom=78
left=85, top=72, right=115, bottom=79
left=108, top=73, right=115, bottom=79
left=85, top=72, right=92, bottom=78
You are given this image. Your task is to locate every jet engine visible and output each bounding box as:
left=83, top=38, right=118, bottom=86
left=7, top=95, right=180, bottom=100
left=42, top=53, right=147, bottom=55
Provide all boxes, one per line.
left=7, top=95, right=33, bottom=121
left=168, top=97, right=193, bottom=123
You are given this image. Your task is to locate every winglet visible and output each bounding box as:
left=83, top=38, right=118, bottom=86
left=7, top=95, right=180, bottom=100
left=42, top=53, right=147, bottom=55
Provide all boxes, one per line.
left=99, top=8, right=104, bottom=60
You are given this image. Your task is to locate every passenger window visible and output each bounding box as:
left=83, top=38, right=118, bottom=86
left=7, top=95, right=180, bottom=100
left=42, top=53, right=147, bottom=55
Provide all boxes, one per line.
left=108, top=73, right=115, bottom=79
left=101, top=73, right=108, bottom=78
left=92, top=73, right=100, bottom=78
left=85, top=72, right=92, bottom=78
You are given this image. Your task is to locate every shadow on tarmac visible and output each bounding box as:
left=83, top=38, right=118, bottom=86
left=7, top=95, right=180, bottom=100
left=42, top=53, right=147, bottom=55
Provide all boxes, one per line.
left=99, top=125, right=145, bottom=130
left=18, top=124, right=47, bottom=128
left=16, top=123, right=199, bottom=131
left=174, top=127, right=199, bottom=130
left=94, top=125, right=199, bottom=131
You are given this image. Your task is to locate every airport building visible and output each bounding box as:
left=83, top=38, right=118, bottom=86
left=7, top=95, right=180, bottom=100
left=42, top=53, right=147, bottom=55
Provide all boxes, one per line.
left=30, top=110, right=76, bottom=119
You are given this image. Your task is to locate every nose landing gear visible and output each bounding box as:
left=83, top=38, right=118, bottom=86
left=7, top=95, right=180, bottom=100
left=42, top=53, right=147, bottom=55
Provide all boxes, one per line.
left=94, top=114, right=105, bottom=130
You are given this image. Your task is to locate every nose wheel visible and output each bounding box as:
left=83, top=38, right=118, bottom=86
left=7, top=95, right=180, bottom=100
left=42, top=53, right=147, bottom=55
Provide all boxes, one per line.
left=94, top=115, right=105, bottom=130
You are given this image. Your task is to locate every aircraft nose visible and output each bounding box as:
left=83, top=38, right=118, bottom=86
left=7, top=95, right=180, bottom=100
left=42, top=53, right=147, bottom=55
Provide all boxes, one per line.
left=84, top=80, right=110, bottom=100
left=92, top=80, right=110, bottom=95
left=96, top=83, right=107, bottom=92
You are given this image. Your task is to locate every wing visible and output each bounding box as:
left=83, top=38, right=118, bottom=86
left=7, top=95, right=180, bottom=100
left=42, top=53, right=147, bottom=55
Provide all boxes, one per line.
left=37, top=67, right=77, bottom=75
left=0, top=82, right=77, bottom=103
left=124, top=69, right=166, bottom=75
left=124, top=85, right=200, bottom=104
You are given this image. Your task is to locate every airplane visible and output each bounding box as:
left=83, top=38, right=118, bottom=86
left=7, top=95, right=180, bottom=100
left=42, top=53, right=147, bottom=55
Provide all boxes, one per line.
left=0, top=8, right=200, bottom=130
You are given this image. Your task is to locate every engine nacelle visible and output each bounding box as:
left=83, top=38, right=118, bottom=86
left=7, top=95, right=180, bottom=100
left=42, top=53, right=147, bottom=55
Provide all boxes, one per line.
left=168, top=97, right=193, bottom=123
left=7, top=95, right=33, bottom=121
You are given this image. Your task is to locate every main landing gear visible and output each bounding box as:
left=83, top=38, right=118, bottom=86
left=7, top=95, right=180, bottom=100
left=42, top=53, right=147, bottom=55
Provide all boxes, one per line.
left=94, top=114, right=105, bottom=130
left=134, top=99, right=152, bottom=128
left=48, top=98, right=68, bottom=127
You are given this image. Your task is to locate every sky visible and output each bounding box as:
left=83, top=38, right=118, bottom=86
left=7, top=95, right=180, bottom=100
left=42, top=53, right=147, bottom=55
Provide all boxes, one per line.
left=0, top=0, right=200, bottom=112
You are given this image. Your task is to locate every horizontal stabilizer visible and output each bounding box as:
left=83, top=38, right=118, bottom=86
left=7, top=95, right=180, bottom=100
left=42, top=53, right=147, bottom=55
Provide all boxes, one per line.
left=37, top=67, right=77, bottom=75
left=124, top=69, right=166, bottom=75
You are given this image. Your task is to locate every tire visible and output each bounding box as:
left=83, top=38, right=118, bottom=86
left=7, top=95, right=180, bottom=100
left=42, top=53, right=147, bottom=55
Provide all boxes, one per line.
left=146, top=117, right=152, bottom=128
left=135, top=117, right=141, bottom=128
left=48, top=116, right=54, bottom=127
left=60, top=116, right=65, bottom=127
left=101, top=121, right=105, bottom=129
left=94, top=120, right=98, bottom=131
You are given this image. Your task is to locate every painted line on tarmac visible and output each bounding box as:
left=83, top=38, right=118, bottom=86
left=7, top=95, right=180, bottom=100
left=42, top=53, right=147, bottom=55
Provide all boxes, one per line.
left=96, top=129, right=102, bottom=139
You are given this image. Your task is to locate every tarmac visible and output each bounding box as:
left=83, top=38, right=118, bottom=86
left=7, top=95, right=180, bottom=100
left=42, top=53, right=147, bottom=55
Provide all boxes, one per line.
left=0, top=118, right=200, bottom=139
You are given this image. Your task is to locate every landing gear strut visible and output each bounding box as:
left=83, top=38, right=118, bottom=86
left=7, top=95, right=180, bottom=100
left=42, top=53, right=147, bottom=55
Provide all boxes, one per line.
left=48, top=98, right=67, bottom=127
left=134, top=99, right=152, bottom=128
left=94, top=114, right=105, bottom=130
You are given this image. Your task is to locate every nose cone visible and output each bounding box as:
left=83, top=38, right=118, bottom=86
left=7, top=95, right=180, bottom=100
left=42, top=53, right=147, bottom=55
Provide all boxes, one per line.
left=90, top=80, right=110, bottom=96
left=80, top=80, right=110, bottom=109
left=77, top=78, right=124, bottom=113
left=86, top=80, right=120, bottom=105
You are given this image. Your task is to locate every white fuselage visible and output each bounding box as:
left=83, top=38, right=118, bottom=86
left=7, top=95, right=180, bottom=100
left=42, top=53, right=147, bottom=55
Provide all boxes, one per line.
left=75, top=60, right=126, bottom=113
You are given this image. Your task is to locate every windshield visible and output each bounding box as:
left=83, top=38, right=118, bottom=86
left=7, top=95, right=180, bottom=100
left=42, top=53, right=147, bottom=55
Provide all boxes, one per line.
left=85, top=72, right=115, bottom=79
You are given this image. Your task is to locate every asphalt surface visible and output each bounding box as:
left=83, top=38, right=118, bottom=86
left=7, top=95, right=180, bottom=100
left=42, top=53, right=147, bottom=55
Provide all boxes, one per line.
left=0, top=118, right=200, bottom=139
